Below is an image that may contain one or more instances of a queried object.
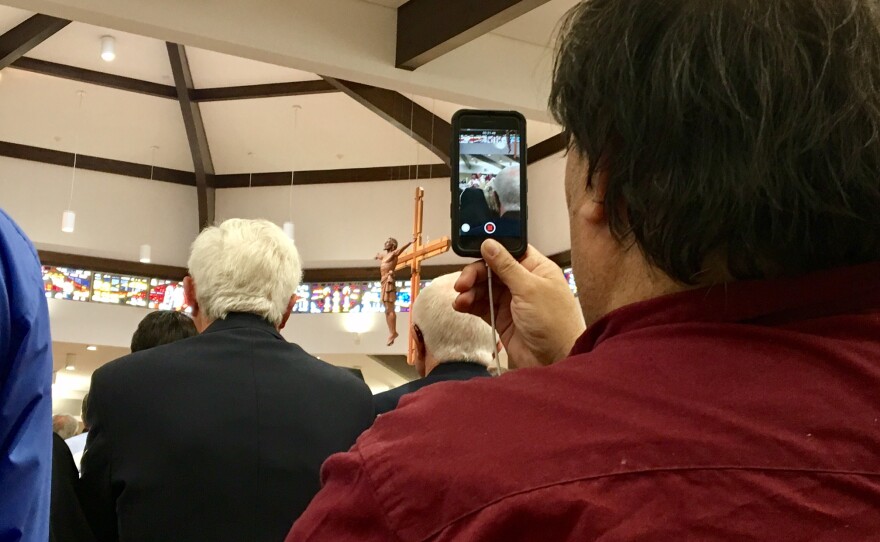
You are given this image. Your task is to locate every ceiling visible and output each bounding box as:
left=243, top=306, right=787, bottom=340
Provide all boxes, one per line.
left=0, top=4, right=562, bottom=174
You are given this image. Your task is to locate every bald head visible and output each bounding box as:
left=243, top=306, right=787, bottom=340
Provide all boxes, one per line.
left=493, top=166, right=521, bottom=215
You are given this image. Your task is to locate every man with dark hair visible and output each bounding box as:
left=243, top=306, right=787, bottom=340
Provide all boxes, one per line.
left=288, top=1, right=880, bottom=539
left=130, top=310, right=198, bottom=353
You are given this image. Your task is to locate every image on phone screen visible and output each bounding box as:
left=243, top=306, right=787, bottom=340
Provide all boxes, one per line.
left=457, top=129, right=522, bottom=238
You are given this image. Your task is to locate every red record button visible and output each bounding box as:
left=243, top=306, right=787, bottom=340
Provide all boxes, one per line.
left=484, top=222, right=496, bottom=234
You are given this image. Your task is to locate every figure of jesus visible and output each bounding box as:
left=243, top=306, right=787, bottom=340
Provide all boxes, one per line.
left=375, top=237, right=413, bottom=346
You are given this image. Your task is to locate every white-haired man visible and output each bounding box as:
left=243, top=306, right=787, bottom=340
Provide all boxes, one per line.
left=491, top=165, right=521, bottom=237
left=80, top=219, right=374, bottom=542
left=373, top=273, right=493, bottom=415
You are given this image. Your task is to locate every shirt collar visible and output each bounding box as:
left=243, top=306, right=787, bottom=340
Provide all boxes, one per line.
left=573, top=262, right=880, bottom=354
left=429, top=361, right=491, bottom=377
left=202, top=312, right=284, bottom=340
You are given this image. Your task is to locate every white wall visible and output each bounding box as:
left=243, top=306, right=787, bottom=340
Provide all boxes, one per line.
left=216, top=152, right=571, bottom=268
left=0, top=156, right=199, bottom=265
left=527, top=153, right=571, bottom=254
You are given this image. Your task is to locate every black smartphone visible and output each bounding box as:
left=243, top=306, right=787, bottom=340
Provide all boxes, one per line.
left=451, top=110, right=527, bottom=258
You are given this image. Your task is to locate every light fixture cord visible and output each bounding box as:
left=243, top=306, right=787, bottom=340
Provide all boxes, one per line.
left=289, top=107, right=299, bottom=220
left=248, top=152, right=254, bottom=188
left=149, top=146, right=157, bottom=181
left=67, top=91, right=85, bottom=211
left=408, top=96, right=415, bottom=180
left=429, top=98, right=436, bottom=179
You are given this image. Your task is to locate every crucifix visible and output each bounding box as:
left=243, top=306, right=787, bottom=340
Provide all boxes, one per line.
left=395, top=187, right=450, bottom=364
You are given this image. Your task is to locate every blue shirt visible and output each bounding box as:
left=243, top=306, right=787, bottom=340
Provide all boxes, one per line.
left=0, top=209, right=52, bottom=542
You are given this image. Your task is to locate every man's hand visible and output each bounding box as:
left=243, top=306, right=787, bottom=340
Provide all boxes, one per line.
left=454, top=240, right=585, bottom=369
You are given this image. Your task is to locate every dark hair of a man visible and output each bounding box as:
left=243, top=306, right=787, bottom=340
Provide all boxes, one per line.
left=550, top=0, right=880, bottom=283
left=130, top=310, right=198, bottom=353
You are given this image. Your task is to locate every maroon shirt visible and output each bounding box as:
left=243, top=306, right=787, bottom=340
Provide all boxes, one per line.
left=288, top=263, right=880, bottom=541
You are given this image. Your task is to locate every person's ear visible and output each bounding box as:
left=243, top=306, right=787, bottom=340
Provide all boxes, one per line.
left=413, top=326, right=426, bottom=354
left=496, top=340, right=502, bottom=353
left=183, top=276, right=199, bottom=317
left=567, top=151, right=608, bottom=227
left=278, top=296, right=296, bottom=330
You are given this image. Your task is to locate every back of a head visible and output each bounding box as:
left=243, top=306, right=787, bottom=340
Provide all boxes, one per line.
left=188, top=218, right=303, bottom=326
left=130, top=310, right=199, bottom=352
left=550, top=0, right=880, bottom=283
left=413, top=273, right=495, bottom=365
left=52, top=414, right=77, bottom=440
left=493, top=166, right=521, bottom=212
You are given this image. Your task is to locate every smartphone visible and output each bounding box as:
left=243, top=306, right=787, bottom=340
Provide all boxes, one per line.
left=451, top=110, right=527, bottom=258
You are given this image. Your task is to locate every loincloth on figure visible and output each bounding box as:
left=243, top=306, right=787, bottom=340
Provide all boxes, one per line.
left=381, top=273, right=396, bottom=304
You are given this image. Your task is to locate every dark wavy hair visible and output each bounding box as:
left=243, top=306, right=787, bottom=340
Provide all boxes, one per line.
left=550, top=0, right=880, bottom=283
left=131, top=310, right=198, bottom=353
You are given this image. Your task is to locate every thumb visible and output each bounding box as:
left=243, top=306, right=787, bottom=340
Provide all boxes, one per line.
left=481, top=240, right=530, bottom=291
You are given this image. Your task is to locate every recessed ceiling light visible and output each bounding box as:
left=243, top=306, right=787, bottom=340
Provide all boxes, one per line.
left=65, top=364, right=75, bottom=371
left=101, top=36, right=116, bottom=62
left=86, top=345, right=97, bottom=351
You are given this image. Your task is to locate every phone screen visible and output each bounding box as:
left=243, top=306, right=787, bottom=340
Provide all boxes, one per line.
left=451, top=111, right=527, bottom=258
left=457, top=128, right=523, bottom=238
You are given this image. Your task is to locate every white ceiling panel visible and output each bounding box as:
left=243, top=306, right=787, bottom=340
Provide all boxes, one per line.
left=491, top=0, right=579, bottom=48
left=27, top=21, right=173, bottom=85
left=410, top=95, right=562, bottom=147
left=0, top=4, right=31, bottom=34
left=202, top=92, right=443, bottom=173
left=0, top=69, right=193, bottom=170
left=186, top=46, right=320, bottom=89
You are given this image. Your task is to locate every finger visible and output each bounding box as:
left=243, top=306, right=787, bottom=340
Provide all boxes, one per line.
left=481, top=240, right=536, bottom=292
left=455, top=261, right=489, bottom=293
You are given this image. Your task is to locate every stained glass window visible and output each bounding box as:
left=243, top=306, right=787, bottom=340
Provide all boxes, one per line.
left=42, top=266, right=91, bottom=301
left=92, top=273, right=150, bottom=307
left=563, top=267, right=577, bottom=296
left=148, top=279, right=191, bottom=313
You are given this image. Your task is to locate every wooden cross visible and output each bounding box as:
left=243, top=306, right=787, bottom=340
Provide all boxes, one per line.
left=395, top=187, right=450, bottom=364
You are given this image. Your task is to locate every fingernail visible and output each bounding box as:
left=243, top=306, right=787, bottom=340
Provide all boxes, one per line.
left=483, top=240, right=499, bottom=258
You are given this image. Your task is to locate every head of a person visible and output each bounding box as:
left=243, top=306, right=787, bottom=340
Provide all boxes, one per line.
left=52, top=414, right=78, bottom=440
left=81, top=392, right=90, bottom=431
left=385, top=237, right=398, bottom=251
left=493, top=166, right=521, bottom=216
left=130, top=310, right=198, bottom=352
left=412, top=273, right=496, bottom=377
left=550, top=0, right=880, bottom=325
left=184, top=219, right=303, bottom=332
left=484, top=181, right=500, bottom=214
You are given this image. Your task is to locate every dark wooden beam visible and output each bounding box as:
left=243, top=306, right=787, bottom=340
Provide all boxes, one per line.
left=9, top=57, right=177, bottom=99
left=0, top=140, right=195, bottom=186
left=396, top=0, right=550, bottom=70
left=527, top=132, right=566, bottom=164
left=167, top=42, right=215, bottom=230
left=39, top=250, right=188, bottom=281
left=547, top=249, right=571, bottom=268
left=0, top=14, right=69, bottom=70
left=212, top=163, right=450, bottom=188
left=322, top=77, right=452, bottom=164
left=191, top=80, right=338, bottom=102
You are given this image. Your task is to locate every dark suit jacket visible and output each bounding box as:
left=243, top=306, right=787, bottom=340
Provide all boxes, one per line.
left=80, top=313, right=375, bottom=542
left=50, top=433, right=97, bottom=542
left=373, top=361, right=491, bottom=415
left=494, top=210, right=522, bottom=238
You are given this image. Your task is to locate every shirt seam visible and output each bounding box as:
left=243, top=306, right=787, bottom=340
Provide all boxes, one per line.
left=358, top=446, right=406, bottom=542
left=415, top=465, right=880, bottom=542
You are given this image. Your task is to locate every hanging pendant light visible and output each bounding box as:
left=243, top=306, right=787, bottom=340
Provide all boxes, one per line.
left=101, top=36, right=116, bottom=62
left=138, top=146, right=158, bottom=262
left=62, top=90, right=85, bottom=233
left=61, top=210, right=76, bottom=233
